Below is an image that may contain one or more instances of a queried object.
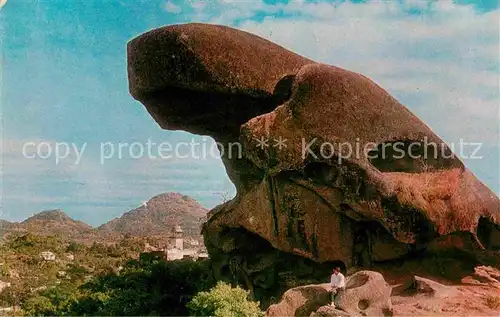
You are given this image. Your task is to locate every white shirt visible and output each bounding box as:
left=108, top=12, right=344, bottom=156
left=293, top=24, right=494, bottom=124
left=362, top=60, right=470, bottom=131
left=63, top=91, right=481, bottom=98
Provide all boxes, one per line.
left=330, top=272, right=346, bottom=288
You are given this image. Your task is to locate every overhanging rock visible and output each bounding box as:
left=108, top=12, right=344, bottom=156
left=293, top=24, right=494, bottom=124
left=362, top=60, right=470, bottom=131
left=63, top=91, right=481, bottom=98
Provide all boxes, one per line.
left=127, top=23, right=500, bottom=305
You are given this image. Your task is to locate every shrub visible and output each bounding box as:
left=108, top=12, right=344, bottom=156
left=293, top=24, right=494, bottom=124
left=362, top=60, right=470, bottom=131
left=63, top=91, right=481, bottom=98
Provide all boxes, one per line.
left=188, top=281, right=263, bottom=317
left=486, top=295, right=500, bottom=309
left=21, top=295, right=55, bottom=316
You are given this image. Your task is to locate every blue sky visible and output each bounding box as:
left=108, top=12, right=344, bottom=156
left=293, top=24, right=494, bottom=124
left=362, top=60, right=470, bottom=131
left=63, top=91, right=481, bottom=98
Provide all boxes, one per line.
left=1, top=0, right=499, bottom=226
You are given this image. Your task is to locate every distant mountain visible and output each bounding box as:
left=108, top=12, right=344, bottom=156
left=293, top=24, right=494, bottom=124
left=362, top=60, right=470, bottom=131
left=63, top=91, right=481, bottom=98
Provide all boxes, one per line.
left=0, top=219, right=14, bottom=236
left=98, top=193, right=208, bottom=238
left=16, top=209, right=94, bottom=239
left=0, top=193, right=209, bottom=245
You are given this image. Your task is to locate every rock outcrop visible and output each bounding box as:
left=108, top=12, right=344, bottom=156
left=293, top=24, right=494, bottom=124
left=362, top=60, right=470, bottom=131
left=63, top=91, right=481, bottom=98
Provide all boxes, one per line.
left=127, top=23, right=500, bottom=304
left=461, top=266, right=500, bottom=289
left=266, top=283, right=331, bottom=317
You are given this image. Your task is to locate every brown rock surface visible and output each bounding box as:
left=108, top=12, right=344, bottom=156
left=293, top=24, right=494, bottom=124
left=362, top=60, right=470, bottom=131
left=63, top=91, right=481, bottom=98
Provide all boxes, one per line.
left=391, top=283, right=500, bottom=316
left=127, top=23, right=500, bottom=304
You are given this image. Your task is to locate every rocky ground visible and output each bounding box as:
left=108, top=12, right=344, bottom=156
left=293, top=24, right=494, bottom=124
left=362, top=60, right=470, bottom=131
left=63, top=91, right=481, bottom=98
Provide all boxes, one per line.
left=392, top=284, right=499, bottom=316
left=266, top=266, right=500, bottom=317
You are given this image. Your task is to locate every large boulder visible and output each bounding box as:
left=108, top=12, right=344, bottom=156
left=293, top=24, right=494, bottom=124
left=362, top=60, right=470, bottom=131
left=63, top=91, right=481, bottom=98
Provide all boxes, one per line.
left=335, top=271, right=392, bottom=316
left=127, top=23, right=500, bottom=305
left=267, top=271, right=393, bottom=317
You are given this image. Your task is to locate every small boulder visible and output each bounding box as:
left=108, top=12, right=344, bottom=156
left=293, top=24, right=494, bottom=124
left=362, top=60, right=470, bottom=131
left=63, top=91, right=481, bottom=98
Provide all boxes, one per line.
left=310, top=305, right=352, bottom=317
left=266, top=283, right=331, bottom=317
left=402, top=276, right=456, bottom=298
left=461, top=266, right=500, bottom=288
left=335, top=271, right=393, bottom=317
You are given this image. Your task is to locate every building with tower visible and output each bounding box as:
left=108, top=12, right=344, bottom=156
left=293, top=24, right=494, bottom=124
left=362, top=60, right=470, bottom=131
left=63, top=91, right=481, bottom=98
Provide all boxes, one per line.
left=164, top=224, right=208, bottom=261
left=173, top=224, right=184, bottom=250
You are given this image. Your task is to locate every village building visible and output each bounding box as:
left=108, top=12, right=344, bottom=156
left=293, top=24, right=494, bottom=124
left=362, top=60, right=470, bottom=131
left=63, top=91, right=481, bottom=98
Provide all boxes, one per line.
left=40, top=251, right=56, bottom=261
left=0, top=281, right=11, bottom=292
left=164, top=225, right=208, bottom=261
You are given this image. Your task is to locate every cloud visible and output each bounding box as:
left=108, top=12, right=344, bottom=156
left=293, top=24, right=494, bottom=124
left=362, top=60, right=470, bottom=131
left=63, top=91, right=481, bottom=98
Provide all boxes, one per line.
left=224, top=2, right=498, bottom=142
left=1, top=137, right=235, bottom=225
left=163, top=1, right=182, bottom=14
left=167, top=0, right=499, bottom=194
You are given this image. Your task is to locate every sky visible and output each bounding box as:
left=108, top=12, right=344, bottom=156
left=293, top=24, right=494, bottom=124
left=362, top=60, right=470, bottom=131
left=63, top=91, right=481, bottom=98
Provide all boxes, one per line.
left=1, top=0, right=499, bottom=226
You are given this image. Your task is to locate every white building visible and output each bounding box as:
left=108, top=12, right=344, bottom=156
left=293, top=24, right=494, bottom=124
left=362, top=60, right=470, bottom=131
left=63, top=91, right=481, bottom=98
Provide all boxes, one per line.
left=40, top=251, right=56, bottom=261
left=0, top=281, right=11, bottom=292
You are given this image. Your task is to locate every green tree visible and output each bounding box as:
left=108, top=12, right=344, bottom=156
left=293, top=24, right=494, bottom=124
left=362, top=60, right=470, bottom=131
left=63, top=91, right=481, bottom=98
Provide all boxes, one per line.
left=65, top=241, right=85, bottom=253
left=21, top=295, right=55, bottom=316
left=68, top=254, right=213, bottom=316
left=188, top=281, right=263, bottom=317
left=21, top=285, right=78, bottom=316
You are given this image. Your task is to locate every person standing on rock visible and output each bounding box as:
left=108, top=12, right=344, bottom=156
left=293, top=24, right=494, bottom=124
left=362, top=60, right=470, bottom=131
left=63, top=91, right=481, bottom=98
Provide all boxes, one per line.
left=330, top=267, right=346, bottom=308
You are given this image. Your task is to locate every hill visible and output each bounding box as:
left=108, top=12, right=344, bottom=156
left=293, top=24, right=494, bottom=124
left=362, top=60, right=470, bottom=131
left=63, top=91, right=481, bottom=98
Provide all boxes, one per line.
left=2, top=210, right=94, bottom=242
left=98, top=193, right=208, bottom=239
left=0, top=193, right=209, bottom=245
left=0, top=220, right=14, bottom=236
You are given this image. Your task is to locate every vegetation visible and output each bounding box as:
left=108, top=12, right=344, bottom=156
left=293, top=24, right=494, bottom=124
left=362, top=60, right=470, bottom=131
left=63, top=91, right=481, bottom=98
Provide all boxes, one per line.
left=485, top=295, right=500, bottom=309
left=188, top=281, right=263, bottom=317
left=0, top=236, right=214, bottom=316
left=0, top=233, right=147, bottom=314
left=67, top=254, right=213, bottom=316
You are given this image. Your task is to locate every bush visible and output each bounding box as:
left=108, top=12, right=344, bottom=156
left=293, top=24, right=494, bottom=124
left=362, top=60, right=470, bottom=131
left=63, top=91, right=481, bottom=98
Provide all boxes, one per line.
left=21, top=285, right=78, bottom=316
left=66, top=241, right=85, bottom=253
left=188, top=281, right=263, bottom=317
left=21, top=295, right=55, bottom=316
left=486, top=295, right=500, bottom=309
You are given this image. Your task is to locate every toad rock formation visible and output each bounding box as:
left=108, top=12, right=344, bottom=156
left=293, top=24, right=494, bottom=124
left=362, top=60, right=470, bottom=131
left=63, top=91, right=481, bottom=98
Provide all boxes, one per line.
left=127, top=23, right=500, bottom=305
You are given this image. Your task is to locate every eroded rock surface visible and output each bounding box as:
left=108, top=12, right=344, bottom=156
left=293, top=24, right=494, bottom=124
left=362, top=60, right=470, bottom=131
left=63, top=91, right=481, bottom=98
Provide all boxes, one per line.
left=336, top=271, right=393, bottom=316
left=127, top=23, right=500, bottom=305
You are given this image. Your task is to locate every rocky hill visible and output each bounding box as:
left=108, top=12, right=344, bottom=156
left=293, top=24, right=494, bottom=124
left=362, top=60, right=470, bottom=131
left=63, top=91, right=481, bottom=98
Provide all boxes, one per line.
left=0, top=220, right=15, bottom=238
left=97, top=192, right=208, bottom=239
left=2, top=210, right=94, bottom=242
left=0, top=193, right=208, bottom=244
